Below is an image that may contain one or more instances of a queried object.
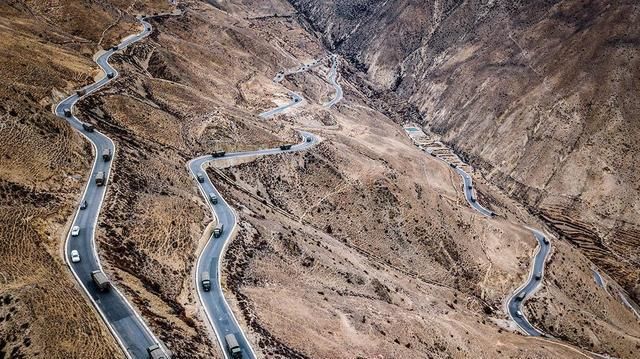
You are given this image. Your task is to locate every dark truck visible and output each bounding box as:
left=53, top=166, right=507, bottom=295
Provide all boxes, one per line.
left=91, top=270, right=111, bottom=292
left=82, top=123, right=95, bottom=132
left=279, top=144, right=292, bottom=150
left=225, top=334, right=243, bottom=359
left=63, top=108, right=72, bottom=117
left=95, top=171, right=106, bottom=186
left=147, top=344, right=168, bottom=359
left=77, top=89, right=86, bottom=97
left=212, top=150, right=226, bottom=158
left=107, top=72, right=115, bottom=79
left=213, top=223, right=224, bottom=238
left=201, top=271, right=211, bottom=292
left=449, top=163, right=457, bottom=169
left=102, top=148, right=112, bottom=161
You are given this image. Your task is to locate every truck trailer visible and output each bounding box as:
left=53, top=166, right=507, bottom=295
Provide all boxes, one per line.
left=95, top=171, right=106, bottom=186
left=91, top=270, right=111, bottom=292
left=102, top=148, right=112, bottom=161
left=82, top=123, right=95, bottom=132
left=279, top=144, right=292, bottom=150
left=213, top=223, right=224, bottom=238
left=224, top=334, right=243, bottom=359
left=201, top=271, right=211, bottom=292
left=212, top=150, right=226, bottom=158
left=63, top=108, right=72, bottom=117
left=147, top=344, right=167, bottom=359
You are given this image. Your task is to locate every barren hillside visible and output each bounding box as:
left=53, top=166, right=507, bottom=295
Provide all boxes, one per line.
left=288, top=0, right=640, bottom=335
left=1, top=0, right=639, bottom=358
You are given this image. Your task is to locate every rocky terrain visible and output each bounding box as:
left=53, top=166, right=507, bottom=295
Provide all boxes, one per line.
left=287, top=0, right=640, bottom=349
left=1, top=0, right=639, bottom=358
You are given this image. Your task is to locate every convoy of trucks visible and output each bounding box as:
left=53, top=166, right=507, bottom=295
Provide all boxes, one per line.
left=91, top=270, right=111, bottom=292
left=213, top=223, right=224, bottom=238
left=224, top=334, right=243, bottom=359
left=201, top=271, right=211, bottom=292
left=95, top=171, right=106, bottom=186
left=102, top=148, right=112, bottom=161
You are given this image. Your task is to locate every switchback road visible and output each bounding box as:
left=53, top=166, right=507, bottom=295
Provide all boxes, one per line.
left=190, top=132, right=319, bottom=359
left=55, top=13, right=176, bottom=359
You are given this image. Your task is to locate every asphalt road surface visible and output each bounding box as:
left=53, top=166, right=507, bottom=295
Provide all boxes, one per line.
left=423, top=148, right=552, bottom=337
left=55, top=15, right=171, bottom=359
left=258, top=91, right=304, bottom=119
left=189, top=131, right=319, bottom=359
left=324, top=54, right=343, bottom=107
left=506, top=227, right=551, bottom=336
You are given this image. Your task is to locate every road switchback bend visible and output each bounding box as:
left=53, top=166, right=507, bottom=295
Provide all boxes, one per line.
left=189, top=131, right=319, bottom=359
left=55, top=15, right=171, bottom=359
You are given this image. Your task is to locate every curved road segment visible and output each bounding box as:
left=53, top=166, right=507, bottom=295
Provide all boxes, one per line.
left=324, top=54, right=343, bottom=108
left=258, top=91, right=304, bottom=119
left=55, top=15, right=171, bottom=359
left=190, top=132, right=319, bottom=359
left=424, top=149, right=551, bottom=337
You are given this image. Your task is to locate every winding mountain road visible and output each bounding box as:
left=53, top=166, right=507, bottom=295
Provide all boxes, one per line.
left=421, top=147, right=551, bottom=337
left=324, top=54, right=342, bottom=108
left=258, top=91, right=304, bottom=119
left=55, top=14, right=174, bottom=359
left=190, top=132, right=319, bottom=359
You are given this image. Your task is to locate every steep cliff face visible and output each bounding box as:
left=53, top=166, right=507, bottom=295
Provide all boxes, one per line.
left=288, top=0, right=640, bottom=301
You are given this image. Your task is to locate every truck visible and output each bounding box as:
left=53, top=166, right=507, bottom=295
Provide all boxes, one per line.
left=147, top=344, right=167, bottom=359
left=82, top=123, right=95, bottom=132
left=516, top=292, right=526, bottom=301
left=209, top=193, right=218, bottom=204
left=213, top=223, right=224, bottom=238
left=449, top=163, right=457, bottom=169
left=201, top=271, right=211, bottom=292
left=107, top=72, right=115, bottom=79
left=77, top=89, right=86, bottom=96
left=212, top=150, right=226, bottom=158
left=542, top=237, right=549, bottom=245
left=279, top=144, right=292, bottom=150
left=102, top=148, right=112, bottom=161
left=63, top=108, right=72, bottom=117
left=95, top=171, right=106, bottom=186
left=224, top=334, right=243, bottom=359
left=111, top=45, right=118, bottom=51
left=91, top=270, right=111, bottom=292
left=197, top=173, right=205, bottom=183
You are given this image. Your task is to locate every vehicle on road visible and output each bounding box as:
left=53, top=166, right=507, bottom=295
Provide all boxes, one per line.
left=280, top=144, right=292, bottom=150
left=102, top=148, right=112, bottom=161
left=71, top=226, right=80, bottom=237
left=91, top=270, right=111, bottom=292
left=95, top=171, right=106, bottom=186
left=516, top=292, right=526, bottom=301
left=107, top=72, right=115, bottom=79
left=147, top=344, right=167, bottom=359
left=469, top=196, right=476, bottom=203
left=294, top=98, right=300, bottom=103
left=70, top=250, right=81, bottom=263
left=80, top=200, right=88, bottom=210
left=197, top=173, right=205, bottom=183
left=77, top=89, right=86, bottom=96
left=111, top=45, right=118, bottom=51
left=467, top=185, right=472, bottom=190
left=534, top=272, right=542, bottom=280
left=209, top=193, right=218, bottom=204
left=449, top=163, right=457, bottom=168
left=490, top=212, right=497, bottom=217
left=82, top=123, right=95, bottom=132
left=306, top=137, right=312, bottom=142
left=516, top=310, right=523, bottom=318
left=212, top=150, right=226, bottom=158
left=543, top=237, right=549, bottom=245
left=430, top=152, right=436, bottom=157
left=64, top=108, right=72, bottom=117
left=224, top=334, right=243, bottom=359
left=201, top=271, right=211, bottom=292
left=213, top=223, right=224, bottom=238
